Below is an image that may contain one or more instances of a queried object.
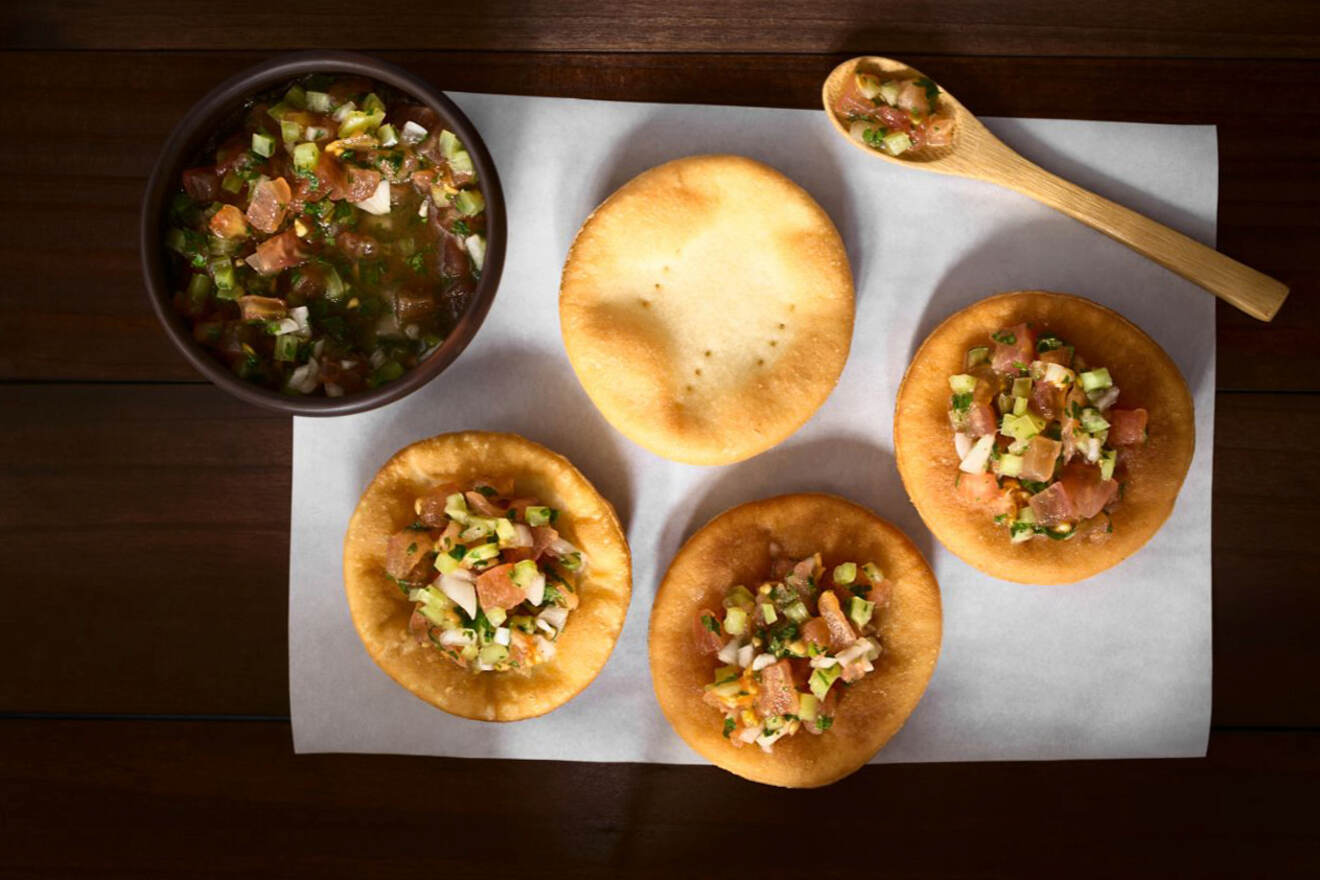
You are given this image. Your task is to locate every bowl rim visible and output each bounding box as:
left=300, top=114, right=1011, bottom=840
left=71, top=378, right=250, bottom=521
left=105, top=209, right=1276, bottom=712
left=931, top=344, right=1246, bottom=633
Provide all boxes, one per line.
left=140, top=50, right=506, bottom=417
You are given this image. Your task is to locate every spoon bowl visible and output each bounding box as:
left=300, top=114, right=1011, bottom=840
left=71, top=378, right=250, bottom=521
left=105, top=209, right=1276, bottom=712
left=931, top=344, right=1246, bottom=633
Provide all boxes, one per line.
left=822, top=55, right=1289, bottom=322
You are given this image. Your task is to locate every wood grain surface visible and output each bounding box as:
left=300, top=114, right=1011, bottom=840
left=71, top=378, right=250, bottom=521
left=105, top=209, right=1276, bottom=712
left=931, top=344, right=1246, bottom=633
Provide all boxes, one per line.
left=2, top=0, right=1318, bottom=875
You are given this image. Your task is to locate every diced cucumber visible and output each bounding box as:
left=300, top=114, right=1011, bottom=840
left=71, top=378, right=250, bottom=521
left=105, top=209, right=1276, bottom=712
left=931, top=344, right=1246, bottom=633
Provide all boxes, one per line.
left=273, top=333, right=299, bottom=362
left=208, top=257, right=236, bottom=290
left=434, top=551, right=460, bottom=575
left=377, top=124, right=399, bottom=147
left=1080, top=408, right=1110, bottom=435
left=444, top=493, right=469, bottom=523
left=1013, top=396, right=1029, bottom=416
left=486, top=607, right=507, bottom=627
left=510, top=559, right=539, bottom=588
left=323, top=266, right=346, bottom=301
left=1080, top=368, right=1113, bottom=392
left=723, top=606, right=748, bottom=636
left=525, top=505, right=553, bottom=526
left=437, top=129, right=462, bottom=158
left=448, top=150, right=475, bottom=179
left=186, top=272, right=212, bottom=301
left=882, top=131, right=912, bottom=155
left=293, top=142, right=320, bottom=172
left=878, top=80, right=901, bottom=106
left=798, top=693, right=820, bottom=723
left=361, top=92, right=385, bottom=116
left=848, top=596, right=874, bottom=629
left=862, top=562, right=883, bottom=584
left=1099, top=448, right=1117, bottom=481
left=280, top=120, right=303, bottom=143
left=1001, top=411, right=1046, bottom=442
left=250, top=133, right=275, bottom=157
left=832, top=562, right=857, bottom=585
left=966, top=346, right=990, bottom=369
left=809, top=665, right=841, bottom=700
left=283, top=84, right=307, bottom=110
left=784, top=601, right=810, bottom=624
left=1011, top=377, right=1032, bottom=398
left=478, top=644, right=509, bottom=665
left=948, top=374, right=977, bottom=395
left=997, top=453, right=1024, bottom=478
left=494, top=517, right=518, bottom=547
left=760, top=603, right=777, bottom=625
left=723, top=585, right=755, bottom=610
left=511, top=615, right=535, bottom=634
left=305, top=90, right=333, bottom=113
left=453, top=189, right=485, bottom=216
left=221, top=171, right=244, bottom=194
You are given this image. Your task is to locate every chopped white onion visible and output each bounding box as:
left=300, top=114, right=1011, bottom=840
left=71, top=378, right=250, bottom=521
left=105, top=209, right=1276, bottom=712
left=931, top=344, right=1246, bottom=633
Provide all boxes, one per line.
left=1091, top=386, right=1121, bottom=412
left=513, top=524, right=534, bottom=548
left=958, top=434, right=996, bottom=474
left=535, top=618, right=556, bottom=637
left=286, top=357, right=320, bottom=394
left=493, top=627, right=511, bottom=646
left=465, top=234, right=486, bottom=272
left=417, top=199, right=429, bottom=218
left=404, top=323, right=420, bottom=340
left=954, top=432, right=974, bottom=459
left=736, top=643, right=755, bottom=668
left=439, top=571, right=477, bottom=618
left=716, top=638, right=740, bottom=665
left=809, top=654, right=840, bottom=669
left=738, top=726, right=760, bottom=744
left=270, top=317, right=299, bottom=336
left=407, top=588, right=427, bottom=602
left=369, top=349, right=387, bottom=369
left=537, top=605, right=568, bottom=631
left=523, top=571, right=546, bottom=607
left=353, top=178, right=391, bottom=215
left=837, top=639, right=874, bottom=666
left=534, top=635, right=557, bottom=661
left=751, top=653, right=777, bottom=672
left=401, top=120, right=428, bottom=144
left=288, top=305, right=311, bottom=338
left=439, top=629, right=475, bottom=647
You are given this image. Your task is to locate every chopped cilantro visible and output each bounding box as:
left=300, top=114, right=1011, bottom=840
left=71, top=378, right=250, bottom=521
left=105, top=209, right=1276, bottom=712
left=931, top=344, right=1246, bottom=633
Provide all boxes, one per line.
left=914, top=77, right=940, bottom=108
left=1020, top=479, right=1049, bottom=494
left=475, top=485, right=497, bottom=497
left=448, top=545, right=466, bottom=560
left=722, top=718, right=735, bottom=738
left=849, top=584, right=871, bottom=598
left=406, top=252, right=426, bottom=274
left=1036, top=334, right=1065, bottom=352
left=816, top=715, right=834, bottom=731
left=861, top=125, right=889, bottom=150
left=406, top=542, right=417, bottom=555
left=951, top=392, right=972, bottom=412
left=701, top=614, right=720, bottom=634
left=451, top=219, right=472, bottom=236
left=992, top=331, right=1016, bottom=345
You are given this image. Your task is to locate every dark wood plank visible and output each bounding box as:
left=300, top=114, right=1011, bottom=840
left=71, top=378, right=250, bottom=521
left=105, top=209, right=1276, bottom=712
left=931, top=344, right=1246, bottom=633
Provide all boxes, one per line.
left=1, top=720, right=1316, bottom=877
left=1, top=51, right=1315, bottom=388
left=3, top=384, right=1317, bottom=725
left=4, top=0, right=1318, bottom=57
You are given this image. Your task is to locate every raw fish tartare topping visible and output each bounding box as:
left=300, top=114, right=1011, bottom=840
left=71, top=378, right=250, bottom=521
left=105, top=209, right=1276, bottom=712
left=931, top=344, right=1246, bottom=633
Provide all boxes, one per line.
left=384, top=478, right=586, bottom=672
left=834, top=71, right=955, bottom=156
left=948, top=323, right=1148, bottom=541
left=695, top=549, right=890, bottom=752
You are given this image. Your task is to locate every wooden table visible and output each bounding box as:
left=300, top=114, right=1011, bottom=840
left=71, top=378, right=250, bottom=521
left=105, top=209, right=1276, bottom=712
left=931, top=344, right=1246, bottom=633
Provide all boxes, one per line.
left=3, top=2, right=1318, bottom=875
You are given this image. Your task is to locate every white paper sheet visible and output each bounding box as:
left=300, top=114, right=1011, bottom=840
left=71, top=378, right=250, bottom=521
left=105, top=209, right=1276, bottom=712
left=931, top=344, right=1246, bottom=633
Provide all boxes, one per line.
left=290, top=93, right=1216, bottom=763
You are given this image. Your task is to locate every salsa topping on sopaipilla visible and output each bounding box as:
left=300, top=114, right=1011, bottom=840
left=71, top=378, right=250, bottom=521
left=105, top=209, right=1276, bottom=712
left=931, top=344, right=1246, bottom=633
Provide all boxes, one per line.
left=834, top=71, right=955, bottom=156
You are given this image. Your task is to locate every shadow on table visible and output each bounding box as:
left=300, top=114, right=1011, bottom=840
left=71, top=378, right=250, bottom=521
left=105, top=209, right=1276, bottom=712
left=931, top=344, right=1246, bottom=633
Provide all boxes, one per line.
left=909, top=218, right=1214, bottom=400
left=563, top=105, right=870, bottom=301
left=357, top=342, right=637, bottom=530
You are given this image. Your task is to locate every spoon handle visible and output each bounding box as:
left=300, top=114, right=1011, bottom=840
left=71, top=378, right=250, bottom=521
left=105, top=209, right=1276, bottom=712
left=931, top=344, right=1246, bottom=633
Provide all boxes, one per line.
left=985, top=150, right=1289, bottom=322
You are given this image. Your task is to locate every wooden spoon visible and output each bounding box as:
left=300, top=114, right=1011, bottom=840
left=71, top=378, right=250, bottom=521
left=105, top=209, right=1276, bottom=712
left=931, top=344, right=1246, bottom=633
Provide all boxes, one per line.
left=822, top=56, right=1289, bottom=322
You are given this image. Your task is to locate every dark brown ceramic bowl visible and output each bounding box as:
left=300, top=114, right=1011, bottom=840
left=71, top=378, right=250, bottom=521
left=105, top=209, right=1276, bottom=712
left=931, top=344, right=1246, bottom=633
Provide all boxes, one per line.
left=141, top=51, right=505, bottom=416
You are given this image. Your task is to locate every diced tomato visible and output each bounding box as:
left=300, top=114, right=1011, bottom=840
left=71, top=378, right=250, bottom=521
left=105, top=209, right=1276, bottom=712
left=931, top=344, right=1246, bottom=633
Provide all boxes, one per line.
left=1031, top=380, right=1063, bottom=421
left=385, top=530, right=434, bottom=584
left=463, top=490, right=503, bottom=517
left=182, top=166, right=220, bottom=202
left=958, top=471, right=1001, bottom=505
left=1028, top=482, right=1076, bottom=527
left=236, top=295, right=287, bottom=322
left=692, top=608, right=725, bottom=654
left=245, top=228, right=307, bottom=275
left=926, top=112, right=955, bottom=147
left=440, top=232, right=470, bottom=279
left=208, top=204, right=248, bottom=239
left=801, top=617, right=831, bottom=653
left=395, top=289, right=439, bottom=326
left=1021, top=435, right=1062, bottom=482
left=345, top=166, right=382, bottom=203
left=1057, top=462, right=1119, bottom=520
left=1036, top=346, right=1074, bottom=367
left=967, top=401, right=998, bottom=437
left=834, top=76, right=879, bottom=119
left=246, top=177, right=292, bottom=234
left=990, top=323, right=1036, bottom=374
left=754, top=660, right=800, bottom=718
left=415, top=484, right=461, bottom=527
left=1109, top=408, right=1148, bottom=446
left=475, top=563, right=524, bottom=611
left=335, top=231, right=380, bottom=260
left=816, top=591, right=857, bottom=651
left=894, top=80, right=931, bottom=116
left=408, top=609, right=432, bottom=646
left=410, top=168, right=437, bottom=193
left=531, top=525, right=559, bottom=561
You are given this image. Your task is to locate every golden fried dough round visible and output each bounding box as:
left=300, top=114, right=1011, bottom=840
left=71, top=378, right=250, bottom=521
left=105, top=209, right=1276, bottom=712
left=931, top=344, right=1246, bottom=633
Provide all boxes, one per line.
left=343, top=431, right=631, bottom=721
left=559, top=155, right=855, bottom=465
left=895, top=291, right=1195, bottom=585
left=649, top=493, right=942, bottom=787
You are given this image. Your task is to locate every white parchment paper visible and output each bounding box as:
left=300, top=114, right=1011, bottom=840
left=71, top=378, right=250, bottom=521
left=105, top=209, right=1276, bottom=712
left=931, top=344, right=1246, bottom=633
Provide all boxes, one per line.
left=290, top=93, right=1216, bottom=763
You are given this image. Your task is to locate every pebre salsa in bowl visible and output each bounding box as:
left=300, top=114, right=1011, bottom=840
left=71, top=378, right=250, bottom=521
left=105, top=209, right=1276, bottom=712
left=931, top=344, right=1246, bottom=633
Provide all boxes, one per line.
left=142, top=53, right=505, bottom=415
